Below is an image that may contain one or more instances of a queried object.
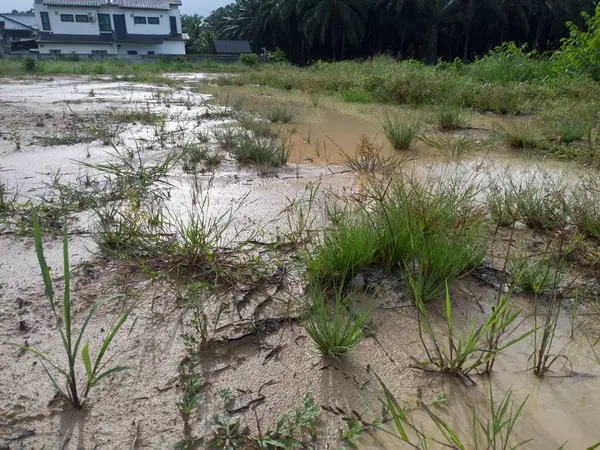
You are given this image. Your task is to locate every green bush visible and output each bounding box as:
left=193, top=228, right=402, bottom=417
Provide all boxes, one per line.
left=553, top=3, right=600, bottom=80
left=240, top=53, right=259, bottom=67
left=269, top=47, right=288, bottom=64
left=23, top=56, right=37, bottom=74
left=380, top=112, right=421, bottom=150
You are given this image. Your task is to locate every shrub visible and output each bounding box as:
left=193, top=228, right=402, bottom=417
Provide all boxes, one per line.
left=380, top=112, right=421, bottom=150
left=23, top=55, right=37, bottom=74
left=240, top=53, right=259, bottom=67
left=269, top=47, right=288, bottom=64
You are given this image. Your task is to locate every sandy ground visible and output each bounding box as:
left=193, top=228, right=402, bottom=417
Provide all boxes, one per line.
left=1, top=75, right=600, bottom=449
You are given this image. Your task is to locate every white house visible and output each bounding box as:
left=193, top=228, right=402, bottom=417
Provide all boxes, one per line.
left=33, top=0, right=187, bottom=56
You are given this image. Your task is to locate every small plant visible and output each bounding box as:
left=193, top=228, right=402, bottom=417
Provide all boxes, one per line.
left=209, top=416, right=246, bottom=449
left=239, top=53, right=259, bottom=67
left=88, top=89, right=95, bottom=98
left=10, top=211, right=132, bottom=409
left=507, top=253, right=562, bottom=294
left=380, top=111, right=421, bottom=150
left=181, top=142, right=208, bottom=173
left=11, top=128, right=22, bottom=150
left=238, top=115, right=280, bottom=139
left=217, top=387, right=233, bottom=405
left=262, top=103, right=296, bottom=124
left=177, top=360, right=202, bottom=416
left=435, top=104, right=465, bottom=129
left=410, top=283, right=531, bottom=383
left=344, top=134, right=409, bottom=174
left=303, top=288, right=372, bottom=358
left=569, top=183, right=600, bottom=241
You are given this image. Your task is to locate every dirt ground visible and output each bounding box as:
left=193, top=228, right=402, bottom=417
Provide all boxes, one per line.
left=1, top=75, right=600, bottom=449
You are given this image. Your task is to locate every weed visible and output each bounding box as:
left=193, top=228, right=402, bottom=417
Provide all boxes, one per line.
left=435, top=104, right=465, bottom=129
left=177, top=360, right=202, bottom=417
left=507, top=253, right=562, bottom=294
left=230, top=132, right=290, bottom=167
left=217, top=387, right=233, bottom=405
left=262, top=103, right=296, bottom=124
left=237, top=115, right=280, bottom=139
left=22, top=55, right=37, bottom=73
left=111, top=107, right=163, bottom=126
left=213, top=126, right=239, bottom=150
left=88, top=89, right=95, bottom=98
left=410, top=284, right=531, bottom=382
left=180, top=143, right=208, bottom=173
left=0, top=181, right=16, bottom=215
left=493, top=120, right=546, bottom=149
left=11, top=128, right=22, bottom=150
left=10, top=211, right=132, bottom=409
left=570, top=181, right=600, bottom=241
left=304, top=288, right=371, bottom=358
left=344, top=135, right=410, bottom=174
left=422, top=133, right=490, bottom=159
left=39, top=133, right=93, bottom=147
left=239, top=53, right=259, bottom=67
left=554, top=117, right=590, bottom=144
left=380, top=111, right=421, bottom=150
left=209, top=416, right=246, bottom=449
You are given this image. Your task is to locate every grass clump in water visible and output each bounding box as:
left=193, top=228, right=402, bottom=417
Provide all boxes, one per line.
left=570, top=182, right=600, bottom=241
left=230, top=132, right=290, bottom=167
left=494, top=120, right=546, bottom=149
left=380, top=112, right=421, bottom=150
left=304, top=288, right=371, bottom=358
left=435, top=104, right=465, bottom=130
left=262, top=103, right=296, bottom=124
left=553, top=117, right=590, bottom=144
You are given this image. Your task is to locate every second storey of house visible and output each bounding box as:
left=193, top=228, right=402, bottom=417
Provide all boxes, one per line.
left=33, top=0, right=183, bottom=38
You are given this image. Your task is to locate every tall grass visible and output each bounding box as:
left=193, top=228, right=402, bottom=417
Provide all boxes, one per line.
left=262, top=103, right=296, bottom=124
left=10, top=211, right=132, bottom=409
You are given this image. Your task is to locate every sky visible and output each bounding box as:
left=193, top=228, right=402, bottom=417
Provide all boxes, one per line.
left=0, top=0, right=231, bottom=17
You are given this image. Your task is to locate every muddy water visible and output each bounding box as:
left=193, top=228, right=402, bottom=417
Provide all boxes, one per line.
left=1, top=75, right=599, bottom=449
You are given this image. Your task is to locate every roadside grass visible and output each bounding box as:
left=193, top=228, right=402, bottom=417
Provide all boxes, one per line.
left=380, top=111, right=421, bottom=150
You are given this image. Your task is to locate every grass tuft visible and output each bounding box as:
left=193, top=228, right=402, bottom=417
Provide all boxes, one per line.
left=380, top=112, right=421, bottom=150
left=262, top=103, right=296, bottom=124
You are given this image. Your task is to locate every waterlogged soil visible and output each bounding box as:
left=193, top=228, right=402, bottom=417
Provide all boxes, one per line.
left=0, top=75, right=599, bottom=449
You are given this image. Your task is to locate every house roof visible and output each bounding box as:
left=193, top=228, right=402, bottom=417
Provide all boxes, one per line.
left=38, top=31, right=184, bottom=43
left=0, top=13, right=39, bottom=30
left=35, top=0, right=182, bottom=9
left=213, top=40, right=252, bottom=54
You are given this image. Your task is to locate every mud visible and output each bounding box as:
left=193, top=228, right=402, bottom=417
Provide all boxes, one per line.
left=1, top=75, right=599, bottom=449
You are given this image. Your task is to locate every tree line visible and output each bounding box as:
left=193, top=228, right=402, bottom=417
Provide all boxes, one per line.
left=182, top=0, right=598, bottom=64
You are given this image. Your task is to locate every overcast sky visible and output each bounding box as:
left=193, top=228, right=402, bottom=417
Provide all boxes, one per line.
left=1, top=0, right=231, bottom=16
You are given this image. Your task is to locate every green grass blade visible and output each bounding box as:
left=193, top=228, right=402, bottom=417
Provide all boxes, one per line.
left=92, top=366, right=133, bottom=385
left=32, top=209, right=55, bottom=314
left=91, top=306, right=132, bottom=377
left=373, top=372, right=409, bottom=441
left=82, top=343, right=93, bottom=384
left=62, top=219, right=72, bottom=358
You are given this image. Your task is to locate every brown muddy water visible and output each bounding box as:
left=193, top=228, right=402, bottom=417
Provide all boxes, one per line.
left=0, top=75, right=599, bottom=449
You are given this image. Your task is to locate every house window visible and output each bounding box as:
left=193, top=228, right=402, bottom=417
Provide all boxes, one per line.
left=148, top=17, right=159, bottom=24
left=40, top=12, right=51, bottom=31
left=127, top=50, right=138, bottom=55
left=91, top=50, right=108, bottom=56
left=147, top=51, right=155, bottom=55
left=60, top=14, right=74, bottom=22
left=134, top=17, right=146, bottom=24
left=98, top=13, right=111, bottom=32
left=75, top=14, right=89, bottom=22
left=49, top=49, right=61, bottom=54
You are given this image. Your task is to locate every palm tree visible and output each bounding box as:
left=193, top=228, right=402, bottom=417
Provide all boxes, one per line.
left=298, top=0, right=367, bottom=60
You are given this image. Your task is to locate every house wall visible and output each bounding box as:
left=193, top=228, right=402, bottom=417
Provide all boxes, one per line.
left=33, top=4, right=181, bottom=36
left=37, top=40, right=185, bottom=55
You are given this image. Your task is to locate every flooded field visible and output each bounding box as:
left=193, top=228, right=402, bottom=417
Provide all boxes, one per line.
left=1, top=74, right=599, bottom=449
